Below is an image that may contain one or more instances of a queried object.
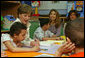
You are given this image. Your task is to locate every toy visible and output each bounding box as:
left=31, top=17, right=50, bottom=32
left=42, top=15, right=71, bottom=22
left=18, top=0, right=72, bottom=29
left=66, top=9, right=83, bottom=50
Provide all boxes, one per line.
left=3, top=15, right=16, bottom=30
left=32, top=1, right=40, bottom=16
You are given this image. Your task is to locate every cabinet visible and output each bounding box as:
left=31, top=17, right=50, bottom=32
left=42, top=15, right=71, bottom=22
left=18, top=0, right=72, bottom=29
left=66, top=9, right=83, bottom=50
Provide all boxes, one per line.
left=1, top=1, right=21, bottom=33
left=1, top=1, right=21, bottom=18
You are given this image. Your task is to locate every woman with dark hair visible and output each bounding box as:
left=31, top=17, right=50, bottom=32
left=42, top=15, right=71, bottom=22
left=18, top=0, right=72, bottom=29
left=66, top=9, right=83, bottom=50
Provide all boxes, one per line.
left=48, top=9, right=64, bottom=37
left=67, top=10, right=80, bottom=22
left=64, top=10, right=80, bottom=33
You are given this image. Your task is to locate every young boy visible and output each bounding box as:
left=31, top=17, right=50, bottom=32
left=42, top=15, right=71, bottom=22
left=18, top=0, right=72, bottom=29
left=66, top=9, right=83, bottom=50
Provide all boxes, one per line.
left=55, top=19, right=84, bottom=57
left=33, top=18, right=58, bottom=41
left=1, top=22, right=40, bottom=52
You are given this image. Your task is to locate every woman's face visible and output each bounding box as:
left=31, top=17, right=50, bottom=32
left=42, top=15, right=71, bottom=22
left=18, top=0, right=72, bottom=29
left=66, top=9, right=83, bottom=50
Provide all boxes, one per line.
left=19, top=13, right=31, bottom=25
left=49, top=11, right=56, bottom=21
left=70, top=12, right=77, bottom=20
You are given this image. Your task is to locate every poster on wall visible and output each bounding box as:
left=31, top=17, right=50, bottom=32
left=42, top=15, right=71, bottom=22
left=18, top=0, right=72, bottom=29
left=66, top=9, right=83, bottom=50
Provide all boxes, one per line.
left=31, top=1, right=40, bottom=16
left=75, top=1, right=83, bottom=12
left=74, top=1, right=84, bottom=17
left=31, top=1, right=40, bottom=8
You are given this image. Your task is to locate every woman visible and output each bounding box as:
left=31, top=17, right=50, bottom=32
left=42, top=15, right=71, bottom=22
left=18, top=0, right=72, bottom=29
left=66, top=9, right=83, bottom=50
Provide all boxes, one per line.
left=66, top=10, right=80, bottom=22
left=11, top=4, right=39, bottom=47
left=48, top=9, right=64, bottom=37
left=64, top=10, right=80, bottom=32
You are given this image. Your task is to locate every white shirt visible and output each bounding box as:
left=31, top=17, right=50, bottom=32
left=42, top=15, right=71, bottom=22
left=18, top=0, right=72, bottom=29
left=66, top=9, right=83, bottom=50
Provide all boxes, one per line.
left=11, top=18, right=34, bottom=46
left=33, top=27, right=54, bottom=41
left=1, top=34, right=17, bottom=50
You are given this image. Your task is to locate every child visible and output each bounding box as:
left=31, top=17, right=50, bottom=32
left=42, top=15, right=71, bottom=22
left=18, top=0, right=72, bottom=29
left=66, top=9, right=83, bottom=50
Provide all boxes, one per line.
left=1, top=22, right=40, bottom=52
left=33, top=18, right=59, bottom=41
left=55, top=19, right=84, bottom=57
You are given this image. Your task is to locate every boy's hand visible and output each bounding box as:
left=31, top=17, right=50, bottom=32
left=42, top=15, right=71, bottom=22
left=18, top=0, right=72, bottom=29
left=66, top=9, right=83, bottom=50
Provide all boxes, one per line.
left=52, top=35, right=56, bottom=37
left=33, top=45, right=40, bottom=52
left=35, top=39, right=40, bottom=46
left=30, top=41, right=35, bottom=47
left=30, top=39, right=40, bottom=47
left=55, top=37, right=75, bottom=57
left=17, top=42, right=24, bottom=47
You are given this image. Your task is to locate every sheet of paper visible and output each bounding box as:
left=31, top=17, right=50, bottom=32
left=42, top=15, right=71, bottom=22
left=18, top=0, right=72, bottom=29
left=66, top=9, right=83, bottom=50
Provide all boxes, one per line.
left=39, top=44, right=62, bottom=54
left=40, top=40, right=65, bottom=46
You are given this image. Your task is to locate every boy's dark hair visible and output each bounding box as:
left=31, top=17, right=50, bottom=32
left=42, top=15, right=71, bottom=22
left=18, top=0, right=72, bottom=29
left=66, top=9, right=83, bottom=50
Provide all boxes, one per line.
left=67, top=10, right=80, bottom=21
left=17, top=4, right=32, bottom=17
left=39, top=18, right=50, bottom=27
left=10, top=22, right=27, bottom=37
left=65, top=18, right=84, bottom=48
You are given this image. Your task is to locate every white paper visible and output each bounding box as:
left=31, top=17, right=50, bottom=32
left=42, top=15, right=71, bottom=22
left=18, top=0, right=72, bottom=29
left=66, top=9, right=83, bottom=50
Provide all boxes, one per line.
left=39, top=44, right=62, bottom=54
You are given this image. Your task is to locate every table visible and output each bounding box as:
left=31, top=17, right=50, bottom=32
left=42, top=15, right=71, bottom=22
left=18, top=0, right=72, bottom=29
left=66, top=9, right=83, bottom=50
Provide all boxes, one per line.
left=4, top=36, right=68, bottom=57
left=5, top=51, right=54, bottom=57
left=5, top=51, right=68, bottom=57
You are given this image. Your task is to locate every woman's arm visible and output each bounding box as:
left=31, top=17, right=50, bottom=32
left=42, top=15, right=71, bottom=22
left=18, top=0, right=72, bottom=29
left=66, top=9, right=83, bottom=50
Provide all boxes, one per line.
left=3, top=41, right=40, bottom=53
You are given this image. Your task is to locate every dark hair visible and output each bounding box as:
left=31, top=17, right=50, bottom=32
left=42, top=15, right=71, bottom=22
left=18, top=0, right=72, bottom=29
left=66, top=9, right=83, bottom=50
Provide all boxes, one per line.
left=17, top=4, right=32, bottom=17
left=49, top=9, right=61, bottom=28
left=10, top=22, right=27, bottom=37
left=39, top=18, right=50, bottom=27
left=65, top=19, right=84, bottom=48
left=67, top=10, right=80, bottom=21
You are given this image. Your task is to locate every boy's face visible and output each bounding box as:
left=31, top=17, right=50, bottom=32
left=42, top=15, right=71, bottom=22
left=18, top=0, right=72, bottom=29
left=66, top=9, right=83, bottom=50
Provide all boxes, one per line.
left=19, top=13, right=31, bottom=25
left=49, top=11, right=56, bottom=21
left=16, top=29, right=27, bottom=42
left=45, top=23, right=50, bottom=30
left=70, top=12, right=77, bottom=20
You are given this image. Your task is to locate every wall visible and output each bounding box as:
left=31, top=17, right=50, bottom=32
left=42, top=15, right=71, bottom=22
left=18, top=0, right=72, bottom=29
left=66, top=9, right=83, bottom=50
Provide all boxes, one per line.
left=39, top=1, right=67, bottom=9
left=37, top=1, right=67, bottom=15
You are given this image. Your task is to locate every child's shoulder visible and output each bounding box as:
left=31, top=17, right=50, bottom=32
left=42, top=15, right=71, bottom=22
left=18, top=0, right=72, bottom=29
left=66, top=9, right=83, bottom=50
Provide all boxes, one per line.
left=35, top=27, right=42, bottom=31
left=2, top=33, right=10, bottom=37
left=1, top=33, right=11, bottom=41
left=34, top=27, right=43, bottom=33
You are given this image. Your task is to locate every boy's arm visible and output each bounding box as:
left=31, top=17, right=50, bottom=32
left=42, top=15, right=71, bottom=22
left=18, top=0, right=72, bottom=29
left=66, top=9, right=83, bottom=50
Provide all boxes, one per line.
left=34, top=32, right=44, bottom=41
left=42, top=37, right=57, bottom=41
left=3, top=41, right=40, bottom=53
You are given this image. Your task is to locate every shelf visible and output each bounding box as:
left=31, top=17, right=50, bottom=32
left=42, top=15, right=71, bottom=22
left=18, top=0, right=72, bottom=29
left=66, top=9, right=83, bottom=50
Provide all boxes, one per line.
left=1, top=30, right=10, bottom=33
left=1, top=1, right=21, bottom=10
left=1, top=1, right=20, bottom=4
left=1, top=1, right=21, bottom=18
